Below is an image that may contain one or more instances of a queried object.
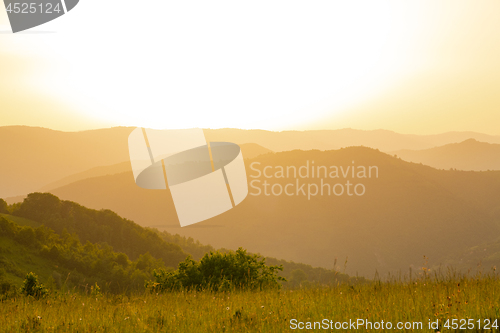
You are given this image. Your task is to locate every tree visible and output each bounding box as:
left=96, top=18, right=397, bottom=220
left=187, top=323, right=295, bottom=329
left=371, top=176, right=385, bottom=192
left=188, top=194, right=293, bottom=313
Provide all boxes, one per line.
left=147, top=248, right=286, bottom=292
left=0, top=217, right=16, bottom=237
left=289, top=269, right=308, bottom=288
left=0, top=198, right=8, bottom=214
left=14, top=193, right=61, bottom=221
left=16, top=227, right=36, bottom=247
left=115, top=252, right=129, bottom=268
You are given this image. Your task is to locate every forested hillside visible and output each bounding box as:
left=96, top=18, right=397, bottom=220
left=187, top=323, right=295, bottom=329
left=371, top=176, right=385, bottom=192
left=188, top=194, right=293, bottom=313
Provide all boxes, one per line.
left=13, top=193, right=188, bottom=268
left=0, top=195, right=353, bottom=294
left=0, top=215, right=164, bottom=294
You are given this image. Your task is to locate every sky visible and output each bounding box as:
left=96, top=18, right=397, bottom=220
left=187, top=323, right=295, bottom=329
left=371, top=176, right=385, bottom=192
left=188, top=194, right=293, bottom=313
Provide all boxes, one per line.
left=0, top=0, right=499, bottom=134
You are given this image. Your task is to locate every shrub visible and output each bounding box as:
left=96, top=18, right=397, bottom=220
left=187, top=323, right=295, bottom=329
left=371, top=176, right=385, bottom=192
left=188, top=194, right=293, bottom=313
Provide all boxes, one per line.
left=21, top=272, right=48, bottom=298
left=147, top=248, right=285, bottom=292
left=91, top=282, right=102, bottom=298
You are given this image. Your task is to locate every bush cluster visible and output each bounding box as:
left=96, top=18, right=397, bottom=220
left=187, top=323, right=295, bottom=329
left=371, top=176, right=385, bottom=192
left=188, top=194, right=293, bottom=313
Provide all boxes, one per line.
left=147, top=248, right=285, bottom=292
left=21, top=272, right=48, bottom=299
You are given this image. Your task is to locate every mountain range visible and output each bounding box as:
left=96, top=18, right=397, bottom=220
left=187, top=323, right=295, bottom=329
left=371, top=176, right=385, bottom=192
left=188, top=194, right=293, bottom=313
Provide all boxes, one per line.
left=33, top=147, right=500, bottom=277
left=2, top=126, right=500, bottom=277
left=2, top=126, right=500, bottom=198
left=391, top=139, right=500, bottom=171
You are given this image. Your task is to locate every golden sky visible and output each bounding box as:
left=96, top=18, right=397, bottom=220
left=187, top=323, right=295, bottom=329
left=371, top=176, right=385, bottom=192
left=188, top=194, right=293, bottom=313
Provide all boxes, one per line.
left=0, top=1, right=499, bottom=134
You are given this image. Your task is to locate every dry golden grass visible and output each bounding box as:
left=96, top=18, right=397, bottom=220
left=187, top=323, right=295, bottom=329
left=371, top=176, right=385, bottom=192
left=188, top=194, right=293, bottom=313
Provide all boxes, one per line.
left=1, top=271, right=500, bottom=332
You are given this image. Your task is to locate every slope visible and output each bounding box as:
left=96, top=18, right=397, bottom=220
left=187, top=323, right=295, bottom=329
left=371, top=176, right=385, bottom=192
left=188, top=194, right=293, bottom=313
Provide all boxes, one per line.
left=36, top=143, right=272, bottom=193
left=0, top=215, right=165, bottom=294
left=0, top=126, right=134, bottom=198
left=392, top=139, right=500, bottom=171
left=3, top=198, right=357, bottom=289
left=13, top=193, right=188, bottom=268
left=43, top=147, right=500, bottom=276
left=38, top=162, right=132, bottom=193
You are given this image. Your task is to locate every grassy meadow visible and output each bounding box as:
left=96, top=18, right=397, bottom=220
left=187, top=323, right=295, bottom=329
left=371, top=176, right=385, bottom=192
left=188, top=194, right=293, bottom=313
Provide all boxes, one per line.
left=1, top=272, right=500, bottom=332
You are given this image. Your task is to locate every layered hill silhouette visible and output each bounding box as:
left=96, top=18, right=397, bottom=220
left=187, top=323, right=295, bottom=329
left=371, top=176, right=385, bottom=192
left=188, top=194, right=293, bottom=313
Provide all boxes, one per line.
left=0, top=126, right=134, bottom=198
left=35, top=147, right=500, bottom=277
left=3, top=126, right=500, bottom=277
left=204, top=128, right=500, bottom=153
left=35, top=144, right=272, bottom=194
left=3, top=125, right=500, bottom=198
left=37, top=162, right=132, bottom=193
left=392, top=139, right=500, bottom=171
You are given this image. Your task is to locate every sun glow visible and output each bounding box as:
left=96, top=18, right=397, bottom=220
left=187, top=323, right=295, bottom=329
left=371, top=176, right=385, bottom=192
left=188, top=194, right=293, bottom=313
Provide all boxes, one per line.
left=2, top=1, right=500, bottom=134
left=0, top=1, right=429, bottom=130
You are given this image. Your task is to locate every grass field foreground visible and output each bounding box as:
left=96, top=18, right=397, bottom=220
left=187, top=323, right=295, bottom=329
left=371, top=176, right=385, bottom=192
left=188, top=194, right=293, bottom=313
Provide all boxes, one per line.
left=1, top=272, right=500, bottom=332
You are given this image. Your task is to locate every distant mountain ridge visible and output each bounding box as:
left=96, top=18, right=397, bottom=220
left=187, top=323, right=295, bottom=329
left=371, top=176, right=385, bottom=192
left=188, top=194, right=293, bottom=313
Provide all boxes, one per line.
left=35, top=143, right=272, bottom=193
left=38, top=162, right=132, bottom=193
left=204, top=128, right=500, bottom=152
left=392, top=139, right=500, bottom=171
left=2, top=125, right=500, bottom=198
left=0, top=126, right=133, bottom=198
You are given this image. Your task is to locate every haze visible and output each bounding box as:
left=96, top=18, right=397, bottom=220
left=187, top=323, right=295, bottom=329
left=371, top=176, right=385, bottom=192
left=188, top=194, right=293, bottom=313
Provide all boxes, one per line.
left=1, top=1, right=500, bottom=134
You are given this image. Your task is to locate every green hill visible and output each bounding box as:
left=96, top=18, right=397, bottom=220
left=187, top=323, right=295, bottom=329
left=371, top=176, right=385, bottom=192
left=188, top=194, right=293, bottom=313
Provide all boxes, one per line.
left=0, top=215, right=165, bottom=295
left=2, top=194, right=354, bottom=291
left=12, top=193, right=188, bottom=268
